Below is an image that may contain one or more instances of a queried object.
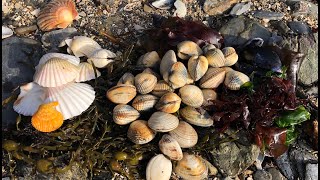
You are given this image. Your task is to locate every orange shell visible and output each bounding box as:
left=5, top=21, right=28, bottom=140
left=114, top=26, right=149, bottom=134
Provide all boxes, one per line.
left=37, top=0, right=78, bottom=31
left=31, top=101, right=64, bottom=133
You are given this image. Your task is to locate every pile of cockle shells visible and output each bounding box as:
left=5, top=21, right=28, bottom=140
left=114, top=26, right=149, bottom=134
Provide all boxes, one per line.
left=106, top=40, right=250, bottom=179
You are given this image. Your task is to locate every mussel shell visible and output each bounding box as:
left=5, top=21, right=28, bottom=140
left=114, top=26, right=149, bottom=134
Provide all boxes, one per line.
left=222, top=47, right=238, bottom=66
left=146, top=154, right=172, bottom=180
left=113, top=104, right=140, bottom=125
left=159, top=134, right=183, bottom=161
left=106, top=84, right=137, bottom=104
left=253, top=48, right=282, bottom=73
left=179, top=106, right=213, bottom=127
left=151, top=80, right=174, bottom=97
left=177, top=41, right=203, bottom=60
left=224, top=69, right=250, bottom=90
left=199, top=67, right=226, bottom=89
left=188, top=55, right=209, bottom=81
left=134, top=72, right=157, bottom=94
left=169, top=121, right=198, bottom=148
left=148, top=111, right=179, bottom=132
left=127, top=120, right=156, bottom=144
left=155, top=92, right=181, bottom=113
left=132, top=94, right=159, bottom=112
left=205, top=48, right=225, bottom=67
left=179, top=85, right=203, bottom=108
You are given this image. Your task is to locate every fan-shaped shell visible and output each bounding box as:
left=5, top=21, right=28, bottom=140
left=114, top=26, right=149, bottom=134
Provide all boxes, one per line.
left=169, top=121, right=198, bottom=148
left=36, top=53, right=80, bottom=72
left=174, top=153, right=208, bottom=180
left=155, top=92, right=181, bottom=113
left=117, top=73, right=135, bottom=86
left=134, top=72, right=157, bottom=94
left=33, top=57, right=79, bottom=87
left=146, top=154, right=172, bottom=180
left=205, top=48, right=226, bottom=67
left=159, top=134, right=183, bottom=161
left=180, top=106, right=213, bottom=127
left=160, top=50, right=177, bottom=78
left=2, top=26, right=13, bottom=39
left=127, top=120, right=156, bottom=144
left=75, top=62, right=101, bottom=82
left=45, top=82, right=95, bottom=120
left=148, top=111, right=179, bottom=132
left=177, top=41, right=203, bottom=60
left=199, top=67, right=226, bottom=89
left=106, top=84, right=137, bottom=104
left=68, top=36, right=102, bottom=57
left=137, top=51, right=161, bottom=68
left=188, top=55, right=209, bottom=81
left=201, top=89, right=217, bottom=106
left=37, top=0, right=78, bottom=31
left=167, top=62, right=188, bottom=89
left=113, top=104, right=140, bottom=125
left=202, top=43, right=216, bottom=54
left=13, top=82, right=47, bottom=116
left=151, top=80, right=174, bottom=97
left=132, top=94, right=159, bottom=112
left=224, top=70, right=250, bottom=90
left=222, top=47, right=238, bottom=66
left=87, top=49, right=117, bottom=68
left=179, top=85, right=203, bottom=108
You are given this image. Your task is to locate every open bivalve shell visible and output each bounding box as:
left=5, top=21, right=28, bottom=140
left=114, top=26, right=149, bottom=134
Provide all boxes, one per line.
left=224, top=69, right=250, bottom=90
left=159, top=134, right=183, bottom=161
left=222, top=47, right=238, bottom=66
left=205, top=48, right=226, bottom=67
left=132, top=94, right=159, bottom=112
left=174, top=153, right=208, bottom=180
left=148, top=111, right=179, bottom=132
left=199, top=67, right=226, bottom=89
left=188, top=55, right=209, bottom=81
left=169, top=121, right=198, bottom=148
left=87, top=49, right=117, bottom=68
left=45, top=82, right=95, bottom=120
left=2, top=26, right=13, bottom=39
left=179, top=85, right=203, bottom=108
left=180, top=106, right=213, bottom=127
left=146, top=154, right=172, bottom=180
left=117, top=73, right=135, bottom=86
left=151, top=80, right=174, bottom=97
left=37, top=0, right=78, bottom=31
left=13, top=82, right=47, bottom=116
left=106, top=84, right=137, bottom=104
left=66, top=36, right=102, bottom=57
left=177, top=41, right=203, bottom=60
left=134, top=72, right=157, bottom=94
left=127, top=120, right=156, bottom=144
left=75, top=62, right=101, bottom=82
left=155, top=92, right=181, bottom=113
left=113, top=104, right=140, bottom=125
left=160, top=50, right=177, bottom=79
left=137, top=51, right=161, bottom=68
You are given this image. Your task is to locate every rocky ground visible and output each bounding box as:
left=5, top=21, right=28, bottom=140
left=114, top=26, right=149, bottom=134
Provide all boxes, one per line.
left=2, top=0, right=318, bottom=179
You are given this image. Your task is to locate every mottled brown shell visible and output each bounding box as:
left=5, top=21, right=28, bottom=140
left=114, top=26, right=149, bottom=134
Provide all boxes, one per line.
left=127, top=120, right=156, bottom=144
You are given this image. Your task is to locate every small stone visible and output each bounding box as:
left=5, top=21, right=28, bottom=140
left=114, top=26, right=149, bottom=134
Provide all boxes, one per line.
left=288, top=21, right=312, bottom=35
left=143, top=4, right=153, bottom=13
left=30, top=8, right=40, bottom=17
left=276, top=152, right=297, bottom=180
left=173, top=0, right=187, bottom=18
left=15, top=25, right=38, bottom=35
left=305, top=164, right=318, bottom=180
left=270, top=21, right=290, bottom=34
left=252, top=10, right=284, bottom=20
left=78, top=11, right=86, bottom=17
left=253, top=170, right=272, bottom=180
left=203, top=0, right=239, bottom=16
left=41, top=28, right=80, bottom=48
left=267, top=167, right=287, bottom=180
left=229, top=2, right=252, bottom=16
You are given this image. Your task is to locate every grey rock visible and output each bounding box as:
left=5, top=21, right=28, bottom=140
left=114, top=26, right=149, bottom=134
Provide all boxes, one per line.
left=15, top=25, right=38, bottom=35
left=306, top=86, right=318, bottom=96
left=252, top=10, right=284, bottom=20
left=270, top=21, right=290, bottom=34
left=41, top=28, right=80, bottom=48
left=286, top=1, right=318, bottom=20
left=229, top=2, right=252, bottom=16
left=203, top=0, right=239, bottom=16
left=288, top=21, right=312, bottom=35
left=276, top=151, right=297, bottom=180
left=219, top=16, right=272, bottom=47
left=305, top=164, right=318, bottom=180
left=267, top=167, right=287, bottom=180
left=289, top=147, right=318, bottom=179
left=253, top=170, right=272, bottom=180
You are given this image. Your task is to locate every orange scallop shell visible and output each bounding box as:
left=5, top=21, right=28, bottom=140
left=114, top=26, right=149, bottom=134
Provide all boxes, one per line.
left=31, top=101, right=64, bottom=133
left=37, top=0, right=78, bottom=31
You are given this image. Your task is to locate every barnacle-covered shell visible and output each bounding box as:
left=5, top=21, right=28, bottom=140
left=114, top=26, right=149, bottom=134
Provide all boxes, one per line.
left=222, top=47, right=238, bottom=66
left=169, top=121, right=198, bottom=148
left=127, top=120, right=156, bottom=144
left=106, top=84, right=137, bottom=104
left=201, top=89, right=217, bottom=106
left=188, top=55, right=209, bottom=81
left=168, top=62, right=188, bottom=89
left=177, top=41, right=203, bottom=60
left=2, top=26, right=13, bottom=39
left=151, top=80, right=174, bottom=97
left=13, top=82, right=47, bottom=116
left=67, top=36, right=102, bottom=57
left=137, top=51, right=161, bottom=68
left=117, top=73, right=135, bottom=86
left=179, top=85, right=203, bottom=108
left=205, top=48, right=226, bottom=67
left=37, top=0, right=78, bottom=31
left=160, top=50, right=177, bottom=78
left=155, top=92, right=181, bottom=113
left=132, top=94, right=159, bottom=112
left=224, top=70, right=250, bottom=90
left=159, top=134, right=183, bottom=161
left=148, top=111, right=179, bottom=132
left=146, top=154, right=172, bottom=180
left=202, top=43, right=216, bottom=54
left=113, top=105, right=140, bottom=125
left=199, top=67, right=226, bottom=89
left=87, top=49, right=117, bottom=68
left=174, top=153, right=208, bottom=180
left=180, top=106, right=213, bottom=127
left=75, top=62, right=101, bottom=82
left=134, top=72, right=157, bottom=94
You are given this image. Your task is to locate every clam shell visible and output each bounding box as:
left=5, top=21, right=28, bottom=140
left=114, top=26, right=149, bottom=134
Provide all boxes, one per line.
left=148, top=111, right=179, bottom=132
left=159, top=134, right=183, bottom=161
left=75, top=62, right=101, bottom=82
left=155, top=92, right=181, bottom=113
left=180, top=106, right=213, bottom=127
left=160, top=50, right=177, bottom=78
left=37, top=0, right=78, bottom=31
left=36, top=53, right=80, bottom=72
left=106, top=84, right=137, bottom=104
left=117, top=73, right=135, bottom=86
left=33, top=57, right=79, bottom=87
left=205, top=48, right=226, bottom=67
left=188, top=55, right=209, bottom=81
left=168, top=62, right=188, bottom=89
left=146, top=154, right=172, bottom=180
left=87, top=49, right=116, bottom=68
left=113, top=104, right=140, bottom=125
left=186, top=72, right=195, bottom=85
left=143, top=68, right=161, bottom=80
left=151, top=80, right=174, bottom=97
left=224, top=70, right=250, bottom=90
left=179, top=85, right=203, bottom=108
left=137, top=51, right=161, bottom=68
left=174, top=153, right=208, bottom=180
left=222, top=47, right=238, bottom=66
left=127, top=120, right=156, bottom=144
left=202, top=43, right=216, bottom=54
left=45, top=82, right=95, bottom=120
left=68, top=36, right=102, bottom=57
left=169, top=121, right=198, bottom=148
left=132, top=94, right=159, bottom=112
left=201, top=89, right=217, bottom=106
left=134, top=72, right=157, bottom=94
left=177, top=41, right=203, bottom=60
left=150, top=0, right=175, bottom=10
left=13, top=82, right=47, bottom=116
left=2, top=26, right=13, bottom=39
left=199, top=67, right=226, bottom=89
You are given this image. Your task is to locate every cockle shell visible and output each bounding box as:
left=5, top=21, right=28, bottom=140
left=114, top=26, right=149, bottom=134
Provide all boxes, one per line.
left=159, top=134, right=183, bottom=161
left=132, top=94, right=159, bottom=112
left=186, top=72, right=195, bottom=85
left=202, top=43, right=216, bottom=54
left=117, top=73, right=135, bottom=86
left=160, top=50, right=177, bottom=78
left=137, top=51, right=161, bottom=68
left=180, top=106, right=213, bottom=127
left=188, top=55, right=209, bottom=81
left=155, top=92, right=181, bottom=113
left=148, top=111, right=179, bottom=132
left=143, top=68, right=161, bottom=80
left=67, top=36, right=102, bottom=57
left=167, top=62, right=188, bottom=89
left=134, top=72, right=157, bottom=94
left=2, top=26, right=13, bottom=39
left=224, top=69, right=250, bottom=90
left=113, top=104, right=140, bottom=125
left=127, top=120, right=156, bottom=144
left=179, top=85, right=203, bottom=108
left=37, top=0, right=78, bottom=31
left=106, top=84, right=137, bottom=104
left=174, top=153, right=208, bottom=180
left=177, top=41, right=203, bottom=60
left=87, top=49, right=117, bottom=68
left=201, top=89, right=217, bottom=106
left=205, top=48, right=226, bottom=67
left=75, top=62, right=101, bottom=82
left=199, top=67, right=226, bottom=89
left=45, top=82, right=95, bottom=120
left=13, top=82, right=47, bottom=116
left=33, top=57, right=79, bottom=87
left=169, top=121, right=198, bottom=148
left=146, top=154, right=172, bottom=180
left=151, top=80, right=174, bottom=97
left=222, top=47, right=238, bottom=66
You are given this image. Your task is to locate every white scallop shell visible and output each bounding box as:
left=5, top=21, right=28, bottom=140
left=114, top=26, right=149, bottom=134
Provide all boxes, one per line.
left=67, top=36, right=102, bottom=57
left=2, top=26, right=13, bottom=39
left=75, top=62, right=101, bottom=82
left=87, top=49, right=117, bottom=68
left=35, top=53, right=80, bottom=72
left=45, top=82, right=95, bottom=120
left=13, top=82, right=47, bottom=116
left=146, top=154, right=172, bottom=180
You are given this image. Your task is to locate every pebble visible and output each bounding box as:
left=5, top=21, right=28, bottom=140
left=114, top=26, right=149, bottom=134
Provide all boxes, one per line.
left=305, top=164, right=318, bottom=180
left=270, top=20, right=290, bottom=34
left=203, top=0, right=239, bottom=16
left=229, top=2, right=252, bottom=16
left=287, top=21, right=312, bottom=35
left=41, top=28, right=80, bottom=48
left=15, top=25, right=38, bottom=35
left=173, top=0, right=187, bottom=18
left=276, top=152, right=297, bottom=180
left=252, top=10, right=284, bottom=20
left=267, top=167, right=287, bottom=180
left=253, top=170, right=272, bottom=180
left=78, top=11, right=86, bottom=17
left=143, top=4, right=153, bottom=13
